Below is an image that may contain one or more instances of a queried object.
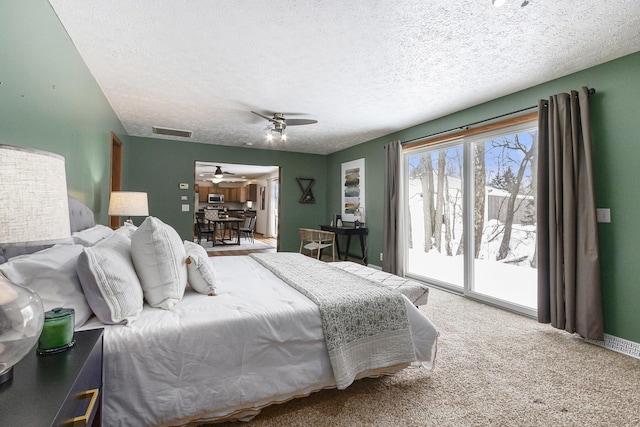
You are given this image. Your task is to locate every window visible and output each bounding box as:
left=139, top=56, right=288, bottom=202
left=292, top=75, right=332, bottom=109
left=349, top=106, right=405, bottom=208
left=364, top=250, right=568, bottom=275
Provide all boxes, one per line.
left=404, top=116, right=537, bottom=316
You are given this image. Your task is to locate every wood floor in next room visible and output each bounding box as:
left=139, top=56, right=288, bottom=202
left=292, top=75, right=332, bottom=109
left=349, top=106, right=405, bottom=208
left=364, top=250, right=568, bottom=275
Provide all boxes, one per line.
left=206, top=233, right=277, bottom=257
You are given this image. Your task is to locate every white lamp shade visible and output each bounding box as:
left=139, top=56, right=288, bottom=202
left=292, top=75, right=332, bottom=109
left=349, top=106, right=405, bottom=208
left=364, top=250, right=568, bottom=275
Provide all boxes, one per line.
left=0, top=145, right=71, bottom=246
left=108, top=191, right=149, bottom=217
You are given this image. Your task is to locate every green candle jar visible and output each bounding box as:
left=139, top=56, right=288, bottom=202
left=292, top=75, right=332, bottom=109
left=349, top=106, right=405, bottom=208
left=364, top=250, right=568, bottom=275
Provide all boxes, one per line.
left=37, top=307, right=75, bottom=355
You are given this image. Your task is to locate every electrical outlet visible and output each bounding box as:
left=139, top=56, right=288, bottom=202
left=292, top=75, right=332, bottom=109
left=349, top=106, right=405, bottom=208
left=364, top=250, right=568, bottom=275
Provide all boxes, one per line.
left=379, top=253, right=383, bottom=262
left=596, top=208, right=611, bottom=223
left=181, top=204, right=190, bottom=212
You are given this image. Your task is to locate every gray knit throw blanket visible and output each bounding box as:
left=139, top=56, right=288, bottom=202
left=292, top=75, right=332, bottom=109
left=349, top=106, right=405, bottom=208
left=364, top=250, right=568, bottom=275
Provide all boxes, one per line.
left=250, top=253, right=415, bottom=389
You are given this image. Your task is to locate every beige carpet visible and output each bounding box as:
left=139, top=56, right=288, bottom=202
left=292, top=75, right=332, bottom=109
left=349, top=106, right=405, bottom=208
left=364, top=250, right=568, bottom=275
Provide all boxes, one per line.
left=214, top=287, right=640, bottom=426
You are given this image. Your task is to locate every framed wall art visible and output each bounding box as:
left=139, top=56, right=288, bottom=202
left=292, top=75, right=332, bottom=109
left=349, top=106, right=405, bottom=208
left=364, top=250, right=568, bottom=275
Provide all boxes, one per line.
left=341, top=158, right=365, bottom=222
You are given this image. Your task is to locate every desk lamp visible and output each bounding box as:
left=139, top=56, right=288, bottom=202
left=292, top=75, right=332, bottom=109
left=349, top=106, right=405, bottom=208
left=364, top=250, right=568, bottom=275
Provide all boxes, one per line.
left=0, top=144, right=71, bottom=385
left=108, top=191, right=149, bottom=225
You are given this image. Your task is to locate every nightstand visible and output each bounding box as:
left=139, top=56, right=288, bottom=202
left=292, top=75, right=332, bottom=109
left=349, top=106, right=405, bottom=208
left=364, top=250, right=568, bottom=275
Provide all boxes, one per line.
left=0, top=328, right=104, bottom=427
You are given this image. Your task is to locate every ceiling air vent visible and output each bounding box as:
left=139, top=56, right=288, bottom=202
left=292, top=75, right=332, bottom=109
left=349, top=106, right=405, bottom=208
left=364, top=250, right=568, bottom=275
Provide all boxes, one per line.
left=152, top=126, right=193, bottom=138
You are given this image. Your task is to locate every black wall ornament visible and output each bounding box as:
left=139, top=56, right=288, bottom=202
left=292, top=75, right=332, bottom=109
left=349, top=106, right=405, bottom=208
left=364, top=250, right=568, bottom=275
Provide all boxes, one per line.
left=296, top=178, right=316, bottom=203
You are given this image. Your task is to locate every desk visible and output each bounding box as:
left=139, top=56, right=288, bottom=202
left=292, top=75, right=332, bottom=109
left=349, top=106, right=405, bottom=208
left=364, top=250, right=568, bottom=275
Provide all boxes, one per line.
left=320, top=225, right=368, bottom=265
left=209, top=218, right=243, bottom=246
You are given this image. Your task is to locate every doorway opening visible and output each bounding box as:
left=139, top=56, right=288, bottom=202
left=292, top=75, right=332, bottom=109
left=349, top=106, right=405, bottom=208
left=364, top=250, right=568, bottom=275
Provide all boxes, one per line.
left=194, top=161, right=280, bottom=251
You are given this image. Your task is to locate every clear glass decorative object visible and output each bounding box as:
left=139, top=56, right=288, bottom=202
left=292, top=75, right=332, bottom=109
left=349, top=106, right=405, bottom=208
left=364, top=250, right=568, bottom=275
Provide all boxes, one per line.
left=0, top=274, right=45, bottom=384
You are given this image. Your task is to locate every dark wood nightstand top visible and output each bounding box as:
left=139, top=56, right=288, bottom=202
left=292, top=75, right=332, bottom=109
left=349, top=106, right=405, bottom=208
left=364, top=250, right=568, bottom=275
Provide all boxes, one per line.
left=0, top=328, right=104, bottom=427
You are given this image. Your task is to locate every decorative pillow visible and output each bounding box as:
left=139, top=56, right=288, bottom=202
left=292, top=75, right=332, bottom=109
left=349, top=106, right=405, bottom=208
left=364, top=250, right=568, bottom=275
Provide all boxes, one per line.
left=114, top=223, right=138, bottom=239
left=183, top=241, right=217, bottom=295
left=72, top=224, right=114, bottom=247
left=77, top=233, right=144, bottom=325
left=131, top=217, right=187, bottom=309
left=0, top=244, right=93, bottom=328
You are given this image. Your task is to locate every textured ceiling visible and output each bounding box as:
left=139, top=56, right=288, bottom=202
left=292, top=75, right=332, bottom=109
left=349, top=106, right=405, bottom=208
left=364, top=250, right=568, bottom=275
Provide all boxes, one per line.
left=48, top=0, right=640, bottom=155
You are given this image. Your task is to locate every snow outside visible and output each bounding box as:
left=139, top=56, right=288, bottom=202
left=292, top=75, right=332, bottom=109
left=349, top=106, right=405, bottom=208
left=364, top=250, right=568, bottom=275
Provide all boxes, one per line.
left=406, top=130, right=537, bottom=310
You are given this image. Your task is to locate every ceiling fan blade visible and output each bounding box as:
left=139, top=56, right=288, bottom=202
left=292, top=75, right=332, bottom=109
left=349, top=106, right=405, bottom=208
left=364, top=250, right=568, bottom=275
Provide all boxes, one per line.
left=250, top=111, right=277, bottom=123
left=285, top=119, right=318, bottom=126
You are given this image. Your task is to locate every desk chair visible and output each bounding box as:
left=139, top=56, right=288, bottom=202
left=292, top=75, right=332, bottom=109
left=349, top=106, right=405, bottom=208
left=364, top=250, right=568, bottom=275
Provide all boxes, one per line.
left=299, top=228, right=335, bottom=261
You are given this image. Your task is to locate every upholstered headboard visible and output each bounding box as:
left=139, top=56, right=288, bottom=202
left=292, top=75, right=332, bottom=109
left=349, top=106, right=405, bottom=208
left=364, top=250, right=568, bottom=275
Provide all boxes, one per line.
left=0, top=196, right=95, bottom=264
left=67, top=196, right=96, bottom=233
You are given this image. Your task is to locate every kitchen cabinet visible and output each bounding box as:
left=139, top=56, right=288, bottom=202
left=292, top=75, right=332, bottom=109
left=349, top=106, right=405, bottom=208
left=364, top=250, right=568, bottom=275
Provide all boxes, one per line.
left=199, top=185, right=255, bottom=203
left=238, top=186, right=247, bottom=203
left=248, top=184, right=257, bottom=202
left=198, top=186, right=209, bottom=202
left=229, top=188, right=239, bottom=202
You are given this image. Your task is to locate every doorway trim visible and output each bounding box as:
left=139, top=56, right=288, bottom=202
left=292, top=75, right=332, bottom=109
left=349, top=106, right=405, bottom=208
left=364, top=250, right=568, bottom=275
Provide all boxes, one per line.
left=109, top=132, right=123, bottom=229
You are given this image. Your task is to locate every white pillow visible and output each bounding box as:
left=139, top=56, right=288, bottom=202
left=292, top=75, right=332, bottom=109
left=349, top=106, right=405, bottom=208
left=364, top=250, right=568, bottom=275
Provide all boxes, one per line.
left=183, top=241, right=217, bottom=295
left=77, top=233, right=144, bottom=325
left=72, top=224, right=114, bottom=247
left=114, top=223, right=137, bottom=239
left=131, top=217, right=187, bottom=309
left=0, top=244, right=93, bottom=328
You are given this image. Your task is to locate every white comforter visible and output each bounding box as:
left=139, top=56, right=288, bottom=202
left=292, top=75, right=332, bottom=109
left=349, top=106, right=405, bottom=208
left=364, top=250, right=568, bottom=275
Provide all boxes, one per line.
left=83, top=256, right=438, bottom=427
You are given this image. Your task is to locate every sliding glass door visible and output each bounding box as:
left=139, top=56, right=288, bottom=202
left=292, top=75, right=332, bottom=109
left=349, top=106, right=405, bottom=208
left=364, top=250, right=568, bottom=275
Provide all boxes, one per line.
left=406, top=142, right=464, bottom=290
left=469, top=128, right=538, bottom=310
left=404, top=120, right=538, bottom=315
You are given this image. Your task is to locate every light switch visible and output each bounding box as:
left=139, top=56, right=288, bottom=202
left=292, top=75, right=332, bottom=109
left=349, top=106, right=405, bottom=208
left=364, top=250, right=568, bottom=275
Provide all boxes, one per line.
left=179, top=183, right=189, bottom=190
left=181, top=204, right=190, bottom=212
left=596, top=208, right=611, bottom=223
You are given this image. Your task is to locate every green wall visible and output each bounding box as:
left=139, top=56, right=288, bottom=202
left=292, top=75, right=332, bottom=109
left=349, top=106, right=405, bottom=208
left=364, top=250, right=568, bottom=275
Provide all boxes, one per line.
left=124, top=137, right=327, bottom=252
left=327, top=52, right=640, bottom=344
left=3, top=0, right=638, bottom=344
left=0, top=0, right=127, bottom=223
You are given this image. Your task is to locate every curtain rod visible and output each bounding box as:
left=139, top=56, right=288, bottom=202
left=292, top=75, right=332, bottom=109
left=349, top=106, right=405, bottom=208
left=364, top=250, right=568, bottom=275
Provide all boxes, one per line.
left=401, top=87, right=596, bottom=146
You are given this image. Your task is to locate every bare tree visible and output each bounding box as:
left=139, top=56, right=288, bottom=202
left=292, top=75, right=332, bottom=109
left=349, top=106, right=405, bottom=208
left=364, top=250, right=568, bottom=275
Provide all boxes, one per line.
left=495, top=134, right=535, bottom=261
left=529, top=131, right=538, bottom=268
left=433, top=151, right=446, bottom=252
left=474, top=143, right=486, bottom=258
left=444, top=173, right=453, bottom=255
left=419, top=154, right=434, bottom=252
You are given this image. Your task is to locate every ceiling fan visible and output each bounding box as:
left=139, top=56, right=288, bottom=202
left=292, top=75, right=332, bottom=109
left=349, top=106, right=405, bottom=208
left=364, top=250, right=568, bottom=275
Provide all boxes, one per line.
left=251, top=111, right=318, bottom=141
left=213, top=166, right=234, bottom=178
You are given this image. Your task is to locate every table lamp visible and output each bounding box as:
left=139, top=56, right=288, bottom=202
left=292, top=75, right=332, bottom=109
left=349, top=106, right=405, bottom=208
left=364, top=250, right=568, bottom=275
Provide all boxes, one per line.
left=108, top=191, right=149, bottom=225
left=0, top=144, right=71, bottom=385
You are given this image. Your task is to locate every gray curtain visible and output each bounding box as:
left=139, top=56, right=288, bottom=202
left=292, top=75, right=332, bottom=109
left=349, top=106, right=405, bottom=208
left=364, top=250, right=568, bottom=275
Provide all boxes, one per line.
left=537, top=86, right=604, bottom=341
left=383, top=141, right=401, bottom=274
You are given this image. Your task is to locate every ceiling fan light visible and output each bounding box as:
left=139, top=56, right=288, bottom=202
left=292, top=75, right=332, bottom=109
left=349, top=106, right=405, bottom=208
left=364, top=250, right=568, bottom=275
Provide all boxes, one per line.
left=214, top=166, right=224, bottom=178
left=492, top=0, right=506, bottom=6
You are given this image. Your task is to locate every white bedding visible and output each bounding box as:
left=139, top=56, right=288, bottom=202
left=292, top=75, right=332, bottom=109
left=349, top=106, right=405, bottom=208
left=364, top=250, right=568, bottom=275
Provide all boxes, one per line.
left=82, top=255, right=439, bottom=427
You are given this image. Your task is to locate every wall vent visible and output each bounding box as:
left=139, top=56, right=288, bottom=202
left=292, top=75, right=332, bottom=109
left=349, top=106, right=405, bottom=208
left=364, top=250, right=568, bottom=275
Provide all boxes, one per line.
left=152, top=126, right=193, bottom=138
left=586, top=334, right=640, bottom=360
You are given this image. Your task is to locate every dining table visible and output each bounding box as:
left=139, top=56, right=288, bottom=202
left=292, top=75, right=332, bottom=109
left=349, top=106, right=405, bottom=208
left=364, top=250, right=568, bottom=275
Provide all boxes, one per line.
left=207, top=217, right=244, bottom=246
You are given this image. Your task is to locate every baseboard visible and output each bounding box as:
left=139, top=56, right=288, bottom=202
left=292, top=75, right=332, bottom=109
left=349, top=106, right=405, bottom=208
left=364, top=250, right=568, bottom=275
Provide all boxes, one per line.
left=586, top=334, right=640, bottom=359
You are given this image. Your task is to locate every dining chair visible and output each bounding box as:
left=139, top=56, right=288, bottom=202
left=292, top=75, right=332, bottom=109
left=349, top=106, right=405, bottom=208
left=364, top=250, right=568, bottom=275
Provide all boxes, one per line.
left=239, top=216, right=256, bottom=243
left=195, top=212, right=215, bottom=244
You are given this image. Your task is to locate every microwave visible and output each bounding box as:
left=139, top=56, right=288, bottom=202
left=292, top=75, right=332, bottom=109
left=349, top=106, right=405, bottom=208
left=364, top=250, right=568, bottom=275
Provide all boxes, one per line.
left=208, top=193, right=224, bottom=204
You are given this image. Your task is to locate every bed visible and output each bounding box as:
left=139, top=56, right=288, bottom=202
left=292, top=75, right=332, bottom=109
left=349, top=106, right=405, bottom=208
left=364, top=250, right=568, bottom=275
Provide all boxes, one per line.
left=0, top=198, right=438, bottom=426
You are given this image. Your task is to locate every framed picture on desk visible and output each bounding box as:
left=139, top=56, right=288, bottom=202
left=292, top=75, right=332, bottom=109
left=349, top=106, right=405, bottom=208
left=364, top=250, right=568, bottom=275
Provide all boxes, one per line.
left=341, top=158, right=365, bottom=222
